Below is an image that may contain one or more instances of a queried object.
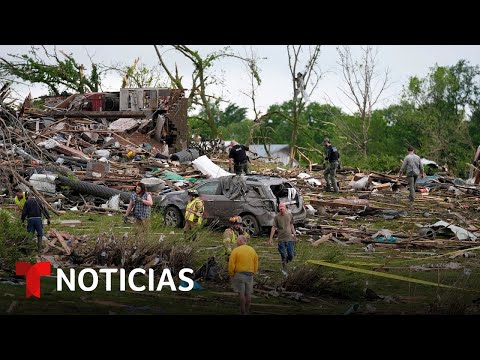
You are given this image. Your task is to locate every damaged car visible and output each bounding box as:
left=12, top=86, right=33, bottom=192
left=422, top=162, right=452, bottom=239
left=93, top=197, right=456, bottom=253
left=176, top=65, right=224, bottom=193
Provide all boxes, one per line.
left=158, top=174, right=306, bottom=236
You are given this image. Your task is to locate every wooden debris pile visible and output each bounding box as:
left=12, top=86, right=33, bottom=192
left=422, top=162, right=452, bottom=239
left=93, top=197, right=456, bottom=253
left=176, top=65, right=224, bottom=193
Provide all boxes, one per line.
left=42, top=230, right=194, bottom=273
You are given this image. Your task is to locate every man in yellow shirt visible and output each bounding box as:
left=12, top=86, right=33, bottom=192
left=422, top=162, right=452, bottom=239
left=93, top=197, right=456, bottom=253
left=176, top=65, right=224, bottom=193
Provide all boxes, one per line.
left=228, top=235, right=258, bottom=315
left=184, top=189, right=204, bottom=241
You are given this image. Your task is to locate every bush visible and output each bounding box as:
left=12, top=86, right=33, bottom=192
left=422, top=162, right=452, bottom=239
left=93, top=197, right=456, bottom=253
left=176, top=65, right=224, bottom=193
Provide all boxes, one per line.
left=0, top=209, right=36, bottom=271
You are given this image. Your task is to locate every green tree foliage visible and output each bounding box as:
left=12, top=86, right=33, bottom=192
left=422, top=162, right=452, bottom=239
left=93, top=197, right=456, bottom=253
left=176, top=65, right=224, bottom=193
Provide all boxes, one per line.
left=117, top=57, right=165, bottom=88
left=0, top=209, right=35, bottom=271
left=469, top=108, right=480, bottom=147
left=189, top=101, right=250, bottom=141
left=221, top=103, right=248, bottom=127
left=0, top=46, right=103, bottom=95
left=403, top=60, right=480, bottom=176
left=221, top=120, right=253, bottom=144
left=252, top=101, right=342, bottom=163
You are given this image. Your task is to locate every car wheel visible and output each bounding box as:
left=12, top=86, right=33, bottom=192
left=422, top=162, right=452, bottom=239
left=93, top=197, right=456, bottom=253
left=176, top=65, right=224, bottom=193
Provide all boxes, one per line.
left=242, top=214, right=260, bottom=236
left=164, top=206, right=183, bottom=228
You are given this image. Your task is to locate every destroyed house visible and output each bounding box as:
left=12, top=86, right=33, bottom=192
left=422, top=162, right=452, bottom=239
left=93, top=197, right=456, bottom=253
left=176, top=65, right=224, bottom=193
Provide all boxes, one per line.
left=36, top=88, right=189, bottom=153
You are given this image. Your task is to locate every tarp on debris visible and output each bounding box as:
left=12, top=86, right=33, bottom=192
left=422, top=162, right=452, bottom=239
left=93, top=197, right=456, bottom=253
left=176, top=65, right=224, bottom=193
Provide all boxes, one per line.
left=218, top=175, right=248, bottom=200
left=192, top=155, right=232, bottom=178
left=428, top=220, right=478, bottom=241
left=421, top=158, right=439, bottom=168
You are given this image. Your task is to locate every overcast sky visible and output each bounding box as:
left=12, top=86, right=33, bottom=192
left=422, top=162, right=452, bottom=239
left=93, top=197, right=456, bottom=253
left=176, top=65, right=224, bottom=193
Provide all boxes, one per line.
left=2, top=45, right=480, bottom=117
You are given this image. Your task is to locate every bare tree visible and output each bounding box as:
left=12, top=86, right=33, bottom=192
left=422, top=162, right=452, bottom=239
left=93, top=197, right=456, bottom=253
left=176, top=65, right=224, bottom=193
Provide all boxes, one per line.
left=286, top=45, right=322, bottom=166
left=238, top=47, right=264, bottom=147
left=154, top=45, right=235, bottom=137
left=335, top=46, right=390, bottom=156
left=154, top=45, right=260, bottom=138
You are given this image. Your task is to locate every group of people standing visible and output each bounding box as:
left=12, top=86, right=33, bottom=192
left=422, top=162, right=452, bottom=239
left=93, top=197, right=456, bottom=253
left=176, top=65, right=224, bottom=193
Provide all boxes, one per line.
left=322, top=138, right=426, bottom=204
left=225, top=201, right=296, bottom=315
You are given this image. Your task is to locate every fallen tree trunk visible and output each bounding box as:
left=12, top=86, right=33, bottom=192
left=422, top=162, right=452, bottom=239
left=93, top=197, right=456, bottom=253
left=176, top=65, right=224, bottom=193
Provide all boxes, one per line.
left=56, top=175, right=164, bottom=205
left=56, top=175, right=132, bottom=203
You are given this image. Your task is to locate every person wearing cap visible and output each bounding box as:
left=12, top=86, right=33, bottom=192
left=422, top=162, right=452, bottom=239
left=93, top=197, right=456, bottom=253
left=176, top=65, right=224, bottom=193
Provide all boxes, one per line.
left=228, top=140, right=258, bottom=175
left=184, top=189, right=204, bottom=241
left=268, top=202, right=297, bottom=276
left=398, top=146, right=424, bottom=203
left=228, top=235, right=258, bottom=315
left=323, top=138, right=340, bottom=193
left=223, top=216, right=250, bottom=257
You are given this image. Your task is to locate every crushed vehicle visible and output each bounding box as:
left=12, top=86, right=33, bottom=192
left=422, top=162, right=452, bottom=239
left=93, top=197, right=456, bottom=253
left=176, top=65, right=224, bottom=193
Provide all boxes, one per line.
left=158, top=175, right=307, bottom=236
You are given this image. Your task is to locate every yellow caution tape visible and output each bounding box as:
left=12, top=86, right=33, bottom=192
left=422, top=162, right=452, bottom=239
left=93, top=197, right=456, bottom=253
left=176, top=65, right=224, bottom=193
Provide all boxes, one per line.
left=306, top=259, right=479, bottom=292
left=339, top=261, right=383, bottom=266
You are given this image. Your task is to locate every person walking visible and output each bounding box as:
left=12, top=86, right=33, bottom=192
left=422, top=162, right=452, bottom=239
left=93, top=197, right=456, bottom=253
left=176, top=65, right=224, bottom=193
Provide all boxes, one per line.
left=323, top=138, right=340, bottom=193
left=124, top=182, right=153, bottom=235
left=184, top=189, right=204, bottom=241
left=21, top=196, right=50, bottom=252
left=398, top=146, right=425, bottom=204
left=268, top=203, right=297, bottom=276
left=228, top=140, right=257, bottom=175
left=228, top=235, right=258, bottom=315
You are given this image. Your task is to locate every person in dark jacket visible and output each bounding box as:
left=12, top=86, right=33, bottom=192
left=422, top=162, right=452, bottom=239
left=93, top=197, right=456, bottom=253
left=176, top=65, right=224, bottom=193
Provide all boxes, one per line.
left=21, top=196, right=50, bottom=252
left=228, top=140, right=258, bottom=175
left=323, top=138, right=340, bottom=193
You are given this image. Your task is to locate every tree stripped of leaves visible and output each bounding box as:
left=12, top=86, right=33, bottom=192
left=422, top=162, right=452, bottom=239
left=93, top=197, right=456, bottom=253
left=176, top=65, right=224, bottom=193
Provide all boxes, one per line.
left=154, top=45, right=259, bottom=137
left=238, top=47, right=265, bottom=146
left=286, top=45, right=322, bottom=165
left=0, top=46, right=103, bottom=95
left=333, top=46, right=390, bottom=156
left=245, top=46, right=323, bottom=164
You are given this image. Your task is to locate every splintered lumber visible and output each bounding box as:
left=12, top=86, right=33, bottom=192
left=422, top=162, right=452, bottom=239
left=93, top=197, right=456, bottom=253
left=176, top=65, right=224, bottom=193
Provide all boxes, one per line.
left=321, top=225, right=409, bottom=238
left=312, top=234, right=332, bottom=246
left=372, top=183, right=392, bottom=191
left=408, top=240, right=479, bottom=249
left=310, top=198, right=372, bottom=210
left=370, top=171, right=407, bottom=184
left=45, top=240, right=65, bottom=253
left=52, top=229, right=71, bottom=255
left=54, top=144, right=90, bottom=159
